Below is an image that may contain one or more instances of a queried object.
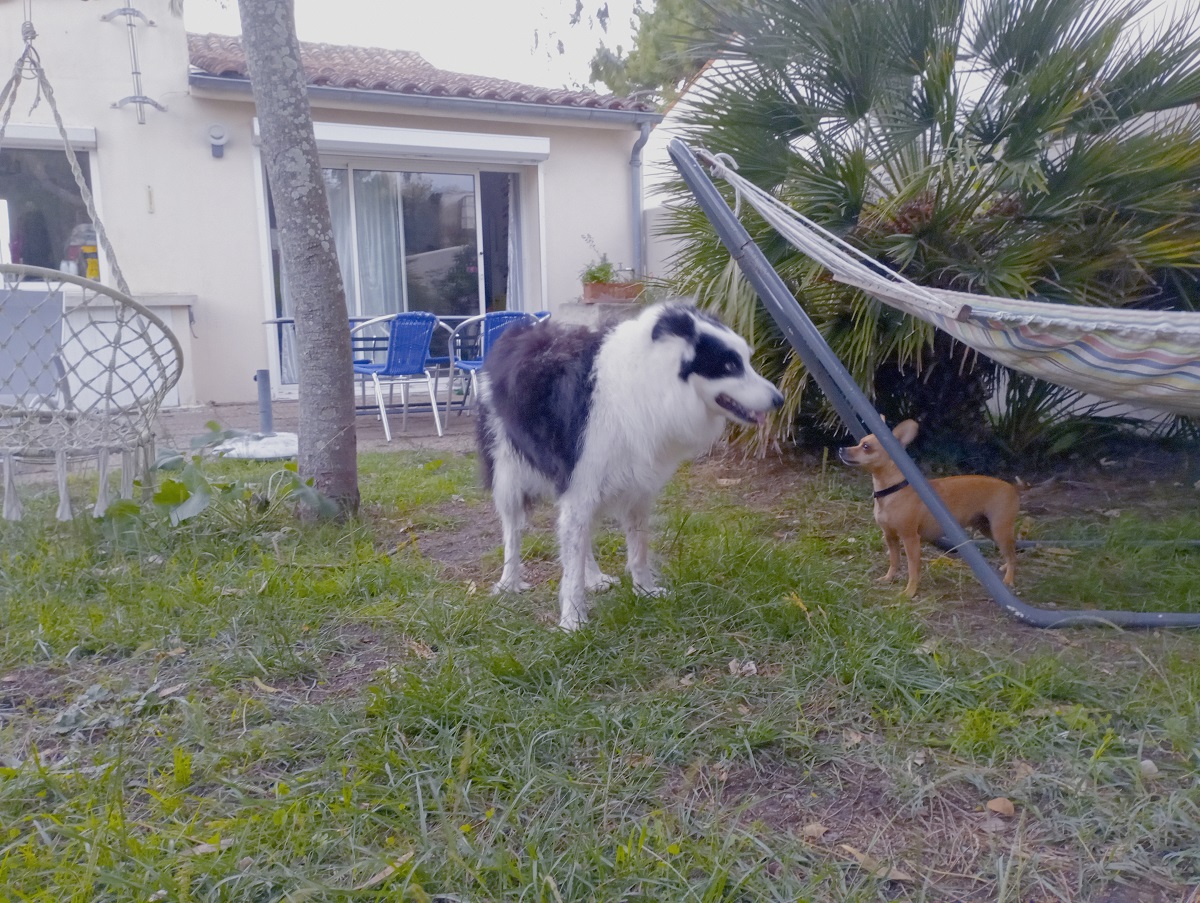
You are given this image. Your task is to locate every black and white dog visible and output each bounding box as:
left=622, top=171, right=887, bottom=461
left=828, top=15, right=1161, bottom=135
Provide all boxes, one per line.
left=476, top=302, right=784, bottom=630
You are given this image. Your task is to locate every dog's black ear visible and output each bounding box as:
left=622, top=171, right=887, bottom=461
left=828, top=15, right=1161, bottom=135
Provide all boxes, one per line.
left=651, top=306, right=697, bottom=343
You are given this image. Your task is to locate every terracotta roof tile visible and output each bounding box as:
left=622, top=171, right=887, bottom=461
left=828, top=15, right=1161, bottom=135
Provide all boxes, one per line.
left=188, top=33, right=656, bottom=113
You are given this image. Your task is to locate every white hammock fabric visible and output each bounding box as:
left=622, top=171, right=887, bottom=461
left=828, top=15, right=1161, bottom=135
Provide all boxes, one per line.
left=699, top=150, right=1200, bottom=417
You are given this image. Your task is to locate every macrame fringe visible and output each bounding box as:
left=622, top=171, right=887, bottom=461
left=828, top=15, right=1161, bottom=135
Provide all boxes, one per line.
left=94, top=451, right=110, bottom=517
left=55, top=449, right=72, bottom=521
left=2, top=453, right=21, bottom=521
left=121, top=450, right=134, bottom=499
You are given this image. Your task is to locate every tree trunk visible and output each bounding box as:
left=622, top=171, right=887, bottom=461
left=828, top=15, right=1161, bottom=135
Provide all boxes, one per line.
left=237, top=0, right=359, bottom=516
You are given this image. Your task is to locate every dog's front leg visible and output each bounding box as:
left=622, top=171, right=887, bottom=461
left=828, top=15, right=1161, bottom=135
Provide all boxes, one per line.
left=557, top=503, right=592, bottom=630
left=624, top=502, right=665, bottom=597
left=492, top=475, right=531, bottom=594
left=879, top=528, right=901, bottom=584
left=584, top=550, right=618, bottom=593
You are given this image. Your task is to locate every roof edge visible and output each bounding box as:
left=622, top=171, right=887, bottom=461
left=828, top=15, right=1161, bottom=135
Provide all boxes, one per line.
left=189, top=74, right=663, bottom=127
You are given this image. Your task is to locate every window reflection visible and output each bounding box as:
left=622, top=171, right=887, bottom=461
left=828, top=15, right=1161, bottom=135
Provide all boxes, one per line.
left=0, top=148, right=93, bottom=277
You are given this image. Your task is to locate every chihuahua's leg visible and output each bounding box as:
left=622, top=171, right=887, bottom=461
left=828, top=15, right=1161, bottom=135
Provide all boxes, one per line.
left=879, top=528, right=902, bottom=584
left=991, top=514, right=1019, bottom=588
left=901, top=530, right=923, bottom=597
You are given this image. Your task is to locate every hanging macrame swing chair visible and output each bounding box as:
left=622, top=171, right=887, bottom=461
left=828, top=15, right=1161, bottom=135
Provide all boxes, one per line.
left=0, top=20, right=183, bottom=520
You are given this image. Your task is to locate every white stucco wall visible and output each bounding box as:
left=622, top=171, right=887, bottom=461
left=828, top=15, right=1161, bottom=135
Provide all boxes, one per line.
left=2, top=2, right=267, bottom=405
left=2, top=0, right=648, bottom=405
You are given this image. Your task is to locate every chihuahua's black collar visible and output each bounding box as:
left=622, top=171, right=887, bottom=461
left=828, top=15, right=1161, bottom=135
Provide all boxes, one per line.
left=873, top=479, right=910, bottom=500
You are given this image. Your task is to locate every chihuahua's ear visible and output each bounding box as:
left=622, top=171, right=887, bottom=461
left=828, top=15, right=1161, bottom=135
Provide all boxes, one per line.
left=893, top=419, right=919, bottom=446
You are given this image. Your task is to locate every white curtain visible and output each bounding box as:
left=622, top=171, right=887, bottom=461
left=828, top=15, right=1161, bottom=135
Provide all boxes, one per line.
left=506, top=174, right=523, bottom=311
left=327, top=168, right=357, bottom=314
left=278, top=169, right=356, bottom=384
left=352, top=171, right=404, bottom=319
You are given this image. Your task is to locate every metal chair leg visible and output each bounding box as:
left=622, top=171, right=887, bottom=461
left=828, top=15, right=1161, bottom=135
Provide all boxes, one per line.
left=372, top=373, right=392, bottom=442
left=426, top=372, right=443, bottom=436
left=468, top=371, right=479, bottom=414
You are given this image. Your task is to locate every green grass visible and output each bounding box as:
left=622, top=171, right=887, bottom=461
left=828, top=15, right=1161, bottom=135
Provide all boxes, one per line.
left=1, top=450, right=1198, bottom=901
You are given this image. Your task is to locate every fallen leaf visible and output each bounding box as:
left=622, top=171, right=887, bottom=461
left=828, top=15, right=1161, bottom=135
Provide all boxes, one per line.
left=185, top=838, right=235, bottom=856
left=1039, top=546, right=1078, bottom=557
left=786, top=592, right=808, bottom=611
left=1140, top=759, right=1159, bottom=778
left=404, top=638, right=436, bottom=659
left=1102, top=508, right=1122, bottom=518
left=716, top=478, right=742, bottom=486
left=354, top=852, right=414, bottom=890
left=251, top=677, right=279, bottom=694
left=839, top=844, right=913, bottom=882
left=978, top=815, right=1009, bottom=834
left=801, top=823, right=828, bottom=840
left=157, top=683, right=187, bottom=698
left=725, top=658, right=757, bottom=677
left=685, top=645, right=697, bottom=656
left=843, top=729, right=864, bottom=748
left=679, top=674, right=694, bottom=687
left=0, top=675, right=17, bottom=683
left=987, top=797, right=1016, bottom=818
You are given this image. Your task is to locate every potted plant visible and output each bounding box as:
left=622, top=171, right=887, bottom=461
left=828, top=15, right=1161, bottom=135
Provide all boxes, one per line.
left=579, top=238, right=644, bottom=304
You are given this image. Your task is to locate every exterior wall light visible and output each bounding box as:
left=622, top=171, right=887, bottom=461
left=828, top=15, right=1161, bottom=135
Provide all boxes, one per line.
left=208, top=124, right=228, bottom=158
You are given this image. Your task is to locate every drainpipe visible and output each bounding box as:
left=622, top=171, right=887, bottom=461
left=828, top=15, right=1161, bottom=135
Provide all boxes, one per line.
left=630, top=121, right=652, bottom=277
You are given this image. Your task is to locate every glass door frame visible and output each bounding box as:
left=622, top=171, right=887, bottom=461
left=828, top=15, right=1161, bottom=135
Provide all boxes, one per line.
left=262, top=153, right=527, bottom=394
left=328, top=156, right=494, bottom=322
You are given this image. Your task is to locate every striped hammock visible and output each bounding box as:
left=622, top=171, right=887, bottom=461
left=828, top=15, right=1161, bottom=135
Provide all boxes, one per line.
left=699, top=151, right=1200, bottom=417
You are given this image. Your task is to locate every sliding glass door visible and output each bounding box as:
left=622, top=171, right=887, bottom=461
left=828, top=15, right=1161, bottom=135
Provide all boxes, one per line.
left=344, top=168, right=482, bottom=320
left=272, top=164, right=519, bottom=384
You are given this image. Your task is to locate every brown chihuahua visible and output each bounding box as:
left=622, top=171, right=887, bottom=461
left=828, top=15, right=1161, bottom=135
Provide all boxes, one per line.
left=838, top=419, right=1019, bottom=597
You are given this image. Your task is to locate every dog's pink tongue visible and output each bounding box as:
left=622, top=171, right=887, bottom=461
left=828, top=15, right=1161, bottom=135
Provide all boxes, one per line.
left=753, top=411, right=767, bottom=424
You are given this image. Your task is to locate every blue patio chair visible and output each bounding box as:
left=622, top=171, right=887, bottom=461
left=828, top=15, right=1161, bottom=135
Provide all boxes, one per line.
left=351, top=312, right=443, bottom=440
left=446, top=310, right=539, bottom=415
left=426, top=318, right=454, bottom=402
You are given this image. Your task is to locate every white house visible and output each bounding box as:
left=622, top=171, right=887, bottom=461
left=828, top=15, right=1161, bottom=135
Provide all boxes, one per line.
left=0, top=0, right=661, bottom=405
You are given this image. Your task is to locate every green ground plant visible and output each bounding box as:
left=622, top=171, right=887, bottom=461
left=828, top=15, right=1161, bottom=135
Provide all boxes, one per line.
left=0, top=448, right=1198, bottom=901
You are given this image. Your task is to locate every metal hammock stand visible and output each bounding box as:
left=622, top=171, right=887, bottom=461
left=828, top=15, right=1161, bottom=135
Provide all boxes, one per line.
left=669, top=138, right=1200, bottom=630
left=0, top=21, right=183, bottom=520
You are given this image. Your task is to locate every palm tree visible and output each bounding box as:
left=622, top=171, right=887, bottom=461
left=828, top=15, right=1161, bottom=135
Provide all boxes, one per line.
left=663, top=0, right=1200, bottom=453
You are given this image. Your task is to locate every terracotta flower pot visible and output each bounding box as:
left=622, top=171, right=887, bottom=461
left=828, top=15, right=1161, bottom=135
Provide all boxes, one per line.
left=582, top=281, right=644, bottom=304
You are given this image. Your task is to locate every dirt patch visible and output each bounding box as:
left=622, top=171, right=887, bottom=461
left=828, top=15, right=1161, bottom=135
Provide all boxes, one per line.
left=415, top=505, right=500, bottom=571
left=670, top=752, right=1189, bottom=902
